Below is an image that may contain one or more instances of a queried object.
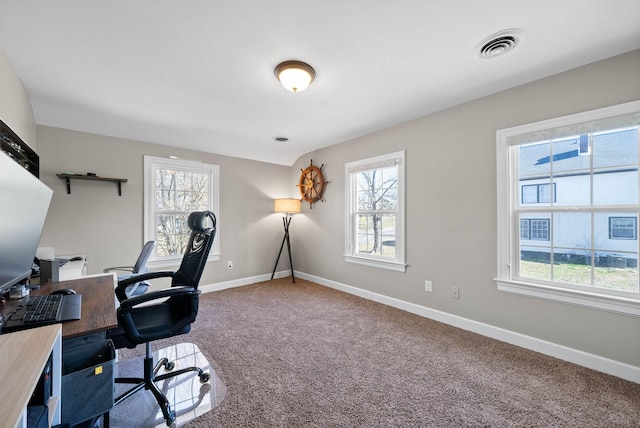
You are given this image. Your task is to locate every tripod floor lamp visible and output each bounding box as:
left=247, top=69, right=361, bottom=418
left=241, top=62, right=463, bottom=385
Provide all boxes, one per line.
left=271, top=198, right=301, bottom=283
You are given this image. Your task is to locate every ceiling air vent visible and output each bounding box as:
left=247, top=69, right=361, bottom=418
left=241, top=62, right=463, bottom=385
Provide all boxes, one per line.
left=475, top=29, right=524, bottom=59
left=273, top=136, right=290, bottom=142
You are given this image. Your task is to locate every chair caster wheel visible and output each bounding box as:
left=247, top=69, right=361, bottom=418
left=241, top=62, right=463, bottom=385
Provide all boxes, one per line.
left=165, top=361, right=175, bottom=371
left=200, top=372, right=210, bottom=383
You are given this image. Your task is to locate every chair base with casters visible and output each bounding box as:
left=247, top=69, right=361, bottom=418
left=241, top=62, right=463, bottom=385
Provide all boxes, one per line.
left=108, top=211, right=216, bottom=426
left=114, top=341, right=210, bottom=425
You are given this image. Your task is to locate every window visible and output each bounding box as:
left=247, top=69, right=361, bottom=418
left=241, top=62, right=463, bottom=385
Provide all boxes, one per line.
left=345, top=151, right=406, bottom=272
left=520, top=219, right=550, bottom=241
left=610, top=217, right=637, bottom=240
left=144, top=156, right=220, bottom=265
left=521, top=183, right=555, bottom=204
left=497, top=101, right=640, bottom=316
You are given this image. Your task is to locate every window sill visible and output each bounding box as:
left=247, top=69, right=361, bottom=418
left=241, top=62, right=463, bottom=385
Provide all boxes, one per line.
left=344, top=255, right=406, bottom=272
left=496, top=278, right=640, bottom=317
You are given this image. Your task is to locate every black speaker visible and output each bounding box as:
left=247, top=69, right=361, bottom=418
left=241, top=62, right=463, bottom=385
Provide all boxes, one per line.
left=40, top=259, right=59, bottom=284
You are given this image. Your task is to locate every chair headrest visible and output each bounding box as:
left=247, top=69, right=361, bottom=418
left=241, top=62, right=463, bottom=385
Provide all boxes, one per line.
left=188, top=211, right=216, bottom=233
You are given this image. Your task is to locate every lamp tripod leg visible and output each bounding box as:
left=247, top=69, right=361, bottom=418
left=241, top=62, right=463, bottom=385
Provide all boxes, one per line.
left=285, top=228, right=295, bottom=283
left=271, top=215, right=295, bottom=283
left=271, top=232, right=287, bottom=280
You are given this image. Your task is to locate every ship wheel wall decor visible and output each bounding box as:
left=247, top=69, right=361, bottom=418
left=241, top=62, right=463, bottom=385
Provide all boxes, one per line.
left=298, top=160, right=326, bottom=208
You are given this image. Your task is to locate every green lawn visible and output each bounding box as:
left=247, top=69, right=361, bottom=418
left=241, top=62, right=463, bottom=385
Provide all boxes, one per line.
left=520, top=260, right=639, bottom=293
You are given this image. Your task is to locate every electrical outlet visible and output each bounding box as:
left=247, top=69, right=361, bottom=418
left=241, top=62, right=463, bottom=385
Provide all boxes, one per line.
left=227, top=261, right=233, bottom=269
left=451, top=286, right=459, bottom=299
left=424, top=280, right=433, bottom=292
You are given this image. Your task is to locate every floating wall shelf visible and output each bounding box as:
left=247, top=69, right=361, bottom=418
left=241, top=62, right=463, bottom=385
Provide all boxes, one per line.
left=57, top=174, right=128, bottom=196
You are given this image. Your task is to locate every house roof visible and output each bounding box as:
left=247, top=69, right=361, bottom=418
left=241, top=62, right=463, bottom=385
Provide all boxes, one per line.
left=519, top=129, right=638, bottom=178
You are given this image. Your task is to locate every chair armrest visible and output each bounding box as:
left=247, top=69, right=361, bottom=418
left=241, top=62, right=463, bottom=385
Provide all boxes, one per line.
left=103, top=266, right=135, bottom=273
left=115, top=271, right=175, bottom=302
left=118, top=286, right=198, bottom=310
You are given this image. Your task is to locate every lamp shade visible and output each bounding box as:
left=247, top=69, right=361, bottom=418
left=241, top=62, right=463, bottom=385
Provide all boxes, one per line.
left=275, top=61, right=315, bottom=92
left=274, top=198, right=301, bottom=213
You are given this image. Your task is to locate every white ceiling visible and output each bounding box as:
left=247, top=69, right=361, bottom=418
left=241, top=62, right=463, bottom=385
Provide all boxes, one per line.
left=1, top=1, right=639, bottom=166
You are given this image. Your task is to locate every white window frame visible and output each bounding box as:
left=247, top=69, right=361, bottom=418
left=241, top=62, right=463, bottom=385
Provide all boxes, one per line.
left=344, top=151, right=406, bottom=272
left=144, top=155, right=220, bottom=268
left=496, top=101, right=640, bottom=317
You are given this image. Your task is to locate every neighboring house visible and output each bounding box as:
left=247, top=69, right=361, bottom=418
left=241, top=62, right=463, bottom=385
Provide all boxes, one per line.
left=518, top=127, right=638, bottom=268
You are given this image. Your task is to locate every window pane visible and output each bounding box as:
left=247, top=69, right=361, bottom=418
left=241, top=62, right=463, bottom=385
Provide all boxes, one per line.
left=553, top=212, right=591, bottom=250
left=594, top=213, right=639, bottom=292
left=519, top=213, right=552, bottom=281
left=519, top=142, right=551, bottom=207
left=356, top=214, right=396, bottom=257
left=593, top=252, right=639, bottom=294
left=520, top=219, right=530, bottom=239
left=155, top=213, right=190, bottom=256
left=519, top=141, right=550, bottom=179
left=555, top=174, right=590, bottom=206
left=356, top=167, right=398, bottom=211
left=155, top=169, right=209, bottom=212
left=592, top=129, right=638, bottom=206
left=153, top=166, right=210, bottom=257
left=551, top=136, right=591, bottom=174
left=520, top=246, right=551, bottom=281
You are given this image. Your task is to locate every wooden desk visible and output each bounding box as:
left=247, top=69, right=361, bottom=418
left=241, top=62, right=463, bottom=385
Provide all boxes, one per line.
left=2, top=274, right=118, bottom=339
left=39, top=274, right=118, bottom=338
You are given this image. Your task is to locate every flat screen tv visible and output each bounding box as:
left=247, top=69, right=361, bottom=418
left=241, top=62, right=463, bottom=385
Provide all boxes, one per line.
left=0, top=151, right=52, bottom=295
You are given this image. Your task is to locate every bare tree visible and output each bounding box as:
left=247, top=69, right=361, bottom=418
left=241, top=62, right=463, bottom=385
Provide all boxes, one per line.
left=155, top=169, right=208, bottom=256
left=357, top=169, right=397, bottom=255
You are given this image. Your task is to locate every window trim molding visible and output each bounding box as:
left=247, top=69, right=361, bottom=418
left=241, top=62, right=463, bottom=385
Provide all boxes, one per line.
left=344, top=151, right=406, bottom=272
left=144, top=155, right=220, bottom=267
left=496, top=100, right=640, bottom=317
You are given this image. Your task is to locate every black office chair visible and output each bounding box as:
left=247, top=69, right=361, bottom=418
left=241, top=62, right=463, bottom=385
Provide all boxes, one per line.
left=108, top=211, right=216, bottom=426
left=103, top=240, right=155, bottom=297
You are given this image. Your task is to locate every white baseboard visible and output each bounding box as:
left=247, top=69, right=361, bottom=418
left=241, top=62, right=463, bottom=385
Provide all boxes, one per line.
left=201, top=270, right=640, bottom=384
left=199, top=270, right=291, bottom=293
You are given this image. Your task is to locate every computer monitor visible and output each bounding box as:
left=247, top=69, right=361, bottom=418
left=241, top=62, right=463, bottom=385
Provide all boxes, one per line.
left=0, top=151, right=53, bottom=295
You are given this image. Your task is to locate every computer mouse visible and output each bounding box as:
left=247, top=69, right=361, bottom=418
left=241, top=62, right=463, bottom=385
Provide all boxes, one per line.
left=50, top=288, right=76, bottom=296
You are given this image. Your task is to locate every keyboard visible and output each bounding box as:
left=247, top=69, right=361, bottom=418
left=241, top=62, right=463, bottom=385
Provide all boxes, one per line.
left=3, top=294, right=82, bottom=333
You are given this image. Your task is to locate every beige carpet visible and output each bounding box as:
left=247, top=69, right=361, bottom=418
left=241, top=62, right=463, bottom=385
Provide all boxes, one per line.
left=113, top=278, right=640, bottom=427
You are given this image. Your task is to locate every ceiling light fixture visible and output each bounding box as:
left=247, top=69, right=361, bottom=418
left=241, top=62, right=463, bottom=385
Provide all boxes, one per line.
left=275, top=60, right=316, bottom=92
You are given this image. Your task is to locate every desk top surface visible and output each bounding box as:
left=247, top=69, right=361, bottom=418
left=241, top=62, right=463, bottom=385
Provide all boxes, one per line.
left=0, top=324, right=61, bottom=428
left=2, top=274, right=118, bottom=339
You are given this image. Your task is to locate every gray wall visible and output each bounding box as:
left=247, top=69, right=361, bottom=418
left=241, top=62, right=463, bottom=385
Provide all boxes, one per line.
left=35, top=126, right=294, bottom=286
left=291, top=49, right=640, bottom=368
